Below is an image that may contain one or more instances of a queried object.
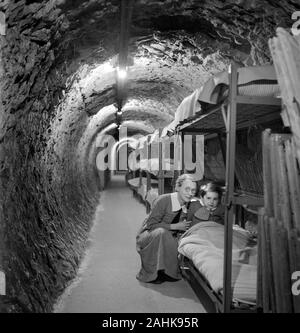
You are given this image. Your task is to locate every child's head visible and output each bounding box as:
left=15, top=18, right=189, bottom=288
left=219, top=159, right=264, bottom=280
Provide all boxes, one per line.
left=199, top=182, right=223, bottom=210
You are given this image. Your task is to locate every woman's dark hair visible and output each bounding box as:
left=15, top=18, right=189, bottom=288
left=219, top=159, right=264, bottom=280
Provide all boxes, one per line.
left=199, top=182, right=223, bottom=199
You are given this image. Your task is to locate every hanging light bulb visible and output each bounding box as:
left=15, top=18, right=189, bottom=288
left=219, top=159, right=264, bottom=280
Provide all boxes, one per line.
left=117, top=67, right=127, bottom=80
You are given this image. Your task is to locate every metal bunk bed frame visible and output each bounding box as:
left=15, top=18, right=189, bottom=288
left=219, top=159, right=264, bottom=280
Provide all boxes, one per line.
left=143, top=128, right=175, bottom=212
left=128, top=129, right=174, bottom=213
left=177, top=62, right=282, bottom=313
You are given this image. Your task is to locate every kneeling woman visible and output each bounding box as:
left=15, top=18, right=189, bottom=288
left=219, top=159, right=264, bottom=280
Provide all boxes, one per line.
left=136, top=174, right=197, bottom=284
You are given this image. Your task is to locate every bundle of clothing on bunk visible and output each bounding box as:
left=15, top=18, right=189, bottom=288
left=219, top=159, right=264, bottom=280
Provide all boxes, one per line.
left=178, top=221, right=257, bottom=304
left=164, top=64, right=280, bottom=135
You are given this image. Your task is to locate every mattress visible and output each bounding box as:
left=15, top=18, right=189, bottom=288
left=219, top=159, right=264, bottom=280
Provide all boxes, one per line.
left=127, top=177, right=158, bottom=188
left=137, top=184, right=147, bottom=200
left=127, top=177, right=142, bottom=188
left=139, top=158, right=173, bottom=176
left=164, top=65, right=280, bottom=132
left=178, top=222, right=257, bottom=304
left=198, top=65, right=280, bottom=106
left=127, top=177, right=159, bottom=203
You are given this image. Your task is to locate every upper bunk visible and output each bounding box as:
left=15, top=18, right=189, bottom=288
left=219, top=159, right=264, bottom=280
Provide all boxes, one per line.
left=170, top=63, right=286, bottom=313
left=129, top=130, right=175, bottom=179
left=166, top=64, right=283, bottom=206
left=165, top=64, right=282, bottom=136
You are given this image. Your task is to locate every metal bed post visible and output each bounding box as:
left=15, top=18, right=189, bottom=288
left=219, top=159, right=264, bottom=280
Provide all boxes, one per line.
left=217, top=132, right=226, bottom=166
left=171, top=136, right=177, bottom=191
left=172, top=131, right=180, bottom=189
left=146, top=135, right=151, bottom=213
left=181, top=130, right=185, bottom=175
left=138, top=145, right=142, bottom=188
left=175, top=63, right=282, bottom=313
left=170, top=136, right=176, bottom=191
left=223, top=62, right=238, bottom=313
left=158, top=128, right=164, bottom=194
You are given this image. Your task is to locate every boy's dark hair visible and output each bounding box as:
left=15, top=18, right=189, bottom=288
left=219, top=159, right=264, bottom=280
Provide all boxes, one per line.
left=199, top=182, right=223, bottom=199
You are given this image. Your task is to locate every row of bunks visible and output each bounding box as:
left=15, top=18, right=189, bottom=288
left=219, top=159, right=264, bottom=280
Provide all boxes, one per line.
left=126, top=130, right=174, bottom=212
left=127, top=54, right=299, bottom=312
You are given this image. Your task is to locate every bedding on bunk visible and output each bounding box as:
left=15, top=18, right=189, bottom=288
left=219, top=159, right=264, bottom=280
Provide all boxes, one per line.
left=161, top=120, right=177, bottom=137
left=127, top=177, right=140, bottom=188
left=172, top=90, right=202, bottom=129
left=166, top=65, right=280, bottom=132
left=134, top=135, right=204, bottom=180
left=178, top=222, right=257, bottom=304
left=137, top=183, right=147, bottom=201
left=128, top=134, right=174, bottom=175
left=198, top=64, right=280, bottom=105
left=139, top=158, right=174, bottom=176
left=137, top=184, right=159, bottom=204
left=127, top=177, right=158, bottom=188
left=161, top=90, right=201, bottom=136
left=145, top=188, right=159, bottom=208
left=127, top=177, right=159, bottom=203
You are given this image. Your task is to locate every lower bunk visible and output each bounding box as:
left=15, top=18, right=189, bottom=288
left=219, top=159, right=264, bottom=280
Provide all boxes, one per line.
left=178, top=222, right=258, bottom=313
left=179, top=256, right=257, bottom=313
left=126, top=176, right=159, bottom=208
left=126, top=174, right=174, bottom=209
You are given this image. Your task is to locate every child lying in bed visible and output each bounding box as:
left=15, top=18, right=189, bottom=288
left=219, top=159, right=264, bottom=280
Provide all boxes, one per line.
left=187, top=182, right=225, bottom=227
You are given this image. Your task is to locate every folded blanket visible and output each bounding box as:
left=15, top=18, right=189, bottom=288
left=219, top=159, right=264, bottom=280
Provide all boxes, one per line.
left=198, top=65, right=279, bottom=105
left=140, top=158, right=173, bottom=175
left=127, top=177, right=158, bottom=188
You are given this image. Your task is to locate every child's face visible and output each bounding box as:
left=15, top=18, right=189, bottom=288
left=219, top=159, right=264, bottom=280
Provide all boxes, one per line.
left=202, top=191, right=219, bottom=210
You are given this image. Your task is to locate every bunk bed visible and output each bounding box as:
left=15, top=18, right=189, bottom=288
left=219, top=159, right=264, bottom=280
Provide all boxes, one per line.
left=175, top=62, right=282, bottom=313
left=127, top=134, right=157, bottom=209
left=152, top=128, right=176, bottom=197
left=178, top=222, right=258, bottom=311
left=127, top=130, right=175, bottom=212
left=127, top=173, right=158, bottom=206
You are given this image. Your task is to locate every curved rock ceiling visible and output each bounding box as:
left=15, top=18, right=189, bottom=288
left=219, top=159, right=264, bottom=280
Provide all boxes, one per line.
left=55, top=0, right=299, bottom=136
left=0, top=0, right=299, bottom=312
left=3, top=0, right=298, bottom=139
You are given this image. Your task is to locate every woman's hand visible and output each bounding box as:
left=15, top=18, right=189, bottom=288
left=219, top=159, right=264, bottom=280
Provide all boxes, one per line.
left=171, top=220, right=191, bottom=231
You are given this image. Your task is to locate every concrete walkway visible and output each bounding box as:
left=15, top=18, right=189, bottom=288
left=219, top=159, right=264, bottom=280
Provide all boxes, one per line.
left=54, top=175, right=205, bottom=313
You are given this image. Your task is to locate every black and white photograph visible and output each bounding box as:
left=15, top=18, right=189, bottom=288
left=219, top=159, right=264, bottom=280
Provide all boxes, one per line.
left=0, top=0, right=300, bottom=321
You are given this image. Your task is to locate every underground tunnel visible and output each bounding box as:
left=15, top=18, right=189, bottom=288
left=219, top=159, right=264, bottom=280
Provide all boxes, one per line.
left=0, top=0, right=300, bottom=313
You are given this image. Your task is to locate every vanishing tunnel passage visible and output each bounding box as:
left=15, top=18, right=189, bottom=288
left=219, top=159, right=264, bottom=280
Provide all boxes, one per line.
left=0, top=0, right=299, bottom=313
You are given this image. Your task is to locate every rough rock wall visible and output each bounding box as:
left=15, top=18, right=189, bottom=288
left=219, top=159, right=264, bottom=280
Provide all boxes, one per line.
left=60, top=0, right=300, bottom=67
left=132, top=0, right=300, bottom=65
left=0, top=0, right=98, bottom=312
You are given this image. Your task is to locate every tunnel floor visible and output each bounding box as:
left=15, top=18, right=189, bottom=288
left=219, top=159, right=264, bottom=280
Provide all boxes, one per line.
left=53, top=174, right=205, bottom=313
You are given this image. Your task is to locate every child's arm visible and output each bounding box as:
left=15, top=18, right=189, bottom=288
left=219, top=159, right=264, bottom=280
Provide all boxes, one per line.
left=215, top=204, right=225, bottom=225
left=186, top=200, right=202, bottom=221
